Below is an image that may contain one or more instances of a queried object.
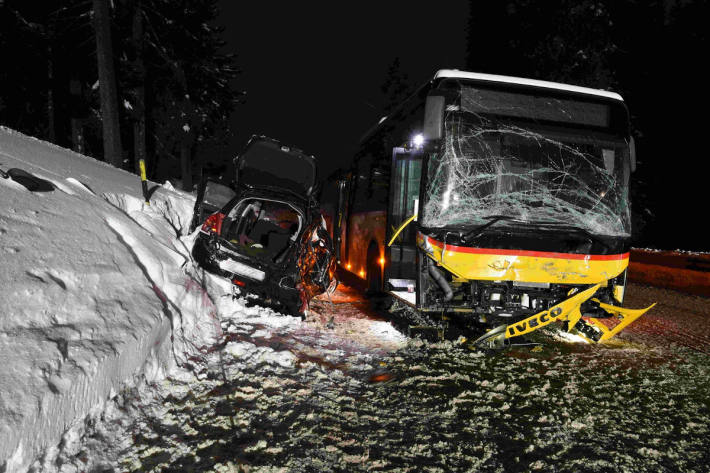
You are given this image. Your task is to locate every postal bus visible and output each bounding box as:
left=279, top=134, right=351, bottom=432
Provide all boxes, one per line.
left=331, top=69, right=653, bottom=347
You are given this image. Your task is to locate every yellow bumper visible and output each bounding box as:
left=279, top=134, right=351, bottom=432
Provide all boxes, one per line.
left=418, top=233, right=629, bottom=285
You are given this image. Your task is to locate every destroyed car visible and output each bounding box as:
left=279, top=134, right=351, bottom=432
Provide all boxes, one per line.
left=190, top=136, right=337, bottom=316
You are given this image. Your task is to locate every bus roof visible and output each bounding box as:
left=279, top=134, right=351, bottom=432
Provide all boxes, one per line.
left=435, top=69, right=624, bottom=102
left=359, top=70, right=625, bottom=145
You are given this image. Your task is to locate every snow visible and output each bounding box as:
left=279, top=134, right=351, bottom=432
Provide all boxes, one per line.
left=0, top=126, right=407, bottom=471
left=0, top=126, right=214, bottom=470
left=49, top=309, right=709, bottom=472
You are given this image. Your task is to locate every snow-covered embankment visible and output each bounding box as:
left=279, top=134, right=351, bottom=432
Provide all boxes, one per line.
left=0, top=127, right=219, bottom=471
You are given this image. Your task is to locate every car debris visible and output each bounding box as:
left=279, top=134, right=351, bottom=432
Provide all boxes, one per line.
left=190, top=136, right=337, bottom=317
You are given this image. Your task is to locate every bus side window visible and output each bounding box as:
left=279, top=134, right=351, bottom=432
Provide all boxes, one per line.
left=369, top=165, right=390, bottom=207
left=351, top=171, right=369, bottom=213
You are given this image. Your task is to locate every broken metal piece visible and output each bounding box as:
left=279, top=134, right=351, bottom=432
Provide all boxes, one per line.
left=471, top=324, right=508, bottom=350
left=499, top=284, right=601, bottom=340
left=473, top=281, right=654, bottom=348
left=586, top=301, right=656, bottom=341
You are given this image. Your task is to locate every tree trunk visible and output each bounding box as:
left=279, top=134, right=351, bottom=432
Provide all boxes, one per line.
left=132, top=2, right=146, bottom=175
left=46, top=43, right=55, bottom=143
left=180, top=142, right=193, bottom=191
left=93, top=0, right=123, bottom=168
left=71, top=118, right=85, bottom=153
left=69, top=80, right=85, bottom=153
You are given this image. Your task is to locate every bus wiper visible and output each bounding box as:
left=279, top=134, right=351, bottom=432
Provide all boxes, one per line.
left=528, top=222, right=611, bottom=251
left=462, top=218, right=611, bottom=251
left=463, top=215, right=521, bottom=241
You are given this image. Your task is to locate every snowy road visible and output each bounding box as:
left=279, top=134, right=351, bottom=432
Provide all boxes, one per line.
left=46, top=283, right=710, bottom=473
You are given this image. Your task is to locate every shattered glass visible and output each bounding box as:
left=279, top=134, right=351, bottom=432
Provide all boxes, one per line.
left=422, top=87, right=631, bottom=237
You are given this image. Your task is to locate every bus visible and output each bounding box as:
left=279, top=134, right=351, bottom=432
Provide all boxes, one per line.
left=332, top=69, right=653, bottom=347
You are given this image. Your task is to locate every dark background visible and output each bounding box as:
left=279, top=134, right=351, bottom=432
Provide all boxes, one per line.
left=213, top=0, right=468, bottom=181
left=1, top=0, right=708, bottom=250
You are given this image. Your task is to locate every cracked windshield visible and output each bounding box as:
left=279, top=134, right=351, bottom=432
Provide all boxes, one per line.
left=422, top=86, right=632, bottom=237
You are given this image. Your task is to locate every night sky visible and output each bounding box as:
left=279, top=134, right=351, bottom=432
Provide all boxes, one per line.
left=215, top=0, right=469, bottom=180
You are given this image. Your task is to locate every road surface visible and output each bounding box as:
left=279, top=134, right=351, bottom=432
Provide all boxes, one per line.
left=43, top=282, right=710, bottom=473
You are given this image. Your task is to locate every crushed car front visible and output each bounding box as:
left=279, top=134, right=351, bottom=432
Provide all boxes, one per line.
left=191, top=136, right=336, bottom=315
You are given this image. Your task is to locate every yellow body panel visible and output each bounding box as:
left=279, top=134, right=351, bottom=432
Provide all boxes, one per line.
left=419, top=234, right=629, bottom=285
left=587, top=301, right=657, bottom=341
left=504, top=285, right=601, bottom=338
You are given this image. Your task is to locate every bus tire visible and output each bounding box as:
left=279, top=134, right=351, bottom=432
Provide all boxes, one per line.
left=366, top=242, right=382, bottom=295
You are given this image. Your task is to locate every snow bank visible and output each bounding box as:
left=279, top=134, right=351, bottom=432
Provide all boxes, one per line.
left=0, top=127, right=215, bottom=471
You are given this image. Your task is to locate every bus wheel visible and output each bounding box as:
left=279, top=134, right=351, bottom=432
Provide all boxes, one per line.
left=366, top=243, right=382, bottom=295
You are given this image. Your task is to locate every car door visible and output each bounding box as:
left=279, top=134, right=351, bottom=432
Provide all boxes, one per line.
left=189, top=178, right=237, bottom=233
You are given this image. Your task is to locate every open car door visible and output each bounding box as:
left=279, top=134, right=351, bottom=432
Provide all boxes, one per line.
left=189, top=178, right=237, bottom=233
left=236, top=136, right=318, bottom=200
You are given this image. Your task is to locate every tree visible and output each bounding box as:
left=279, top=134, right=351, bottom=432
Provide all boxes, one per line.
left=139, top=0, right=243, bottom=191
left=0, top=2, right=60, bottom=141
left=467, top=1, right=618, bottom=89
left=380, top=57, right=415, bottom=115
left=2, top=0, right=242, bottom=188
left=129, top=0, right=147, bottom=175
left=93, top=0, right=124, bottom=168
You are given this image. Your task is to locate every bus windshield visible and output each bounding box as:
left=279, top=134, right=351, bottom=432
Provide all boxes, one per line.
left=421, top=89, right=631, bottom=237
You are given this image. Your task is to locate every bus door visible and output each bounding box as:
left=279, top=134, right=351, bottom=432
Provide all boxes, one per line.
left=386, top=147, right=423, bottom=304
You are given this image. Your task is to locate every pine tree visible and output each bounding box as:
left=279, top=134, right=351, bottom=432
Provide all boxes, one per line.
left=1, top=0, right=243, bottom=186
left=467, top=1, right=618, bottom=89
left=380, top=58, right=415, bottom=115
left=139, top=0, right=243, bottom=190
left=93, top=0, right=124, bottom=168
left=0, top=2, right=62, bottom=141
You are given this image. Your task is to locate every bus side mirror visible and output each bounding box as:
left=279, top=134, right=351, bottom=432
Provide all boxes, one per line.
left=423, top=95, right=445, bottom=141
left=630, top=137, right=637, bottom=173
